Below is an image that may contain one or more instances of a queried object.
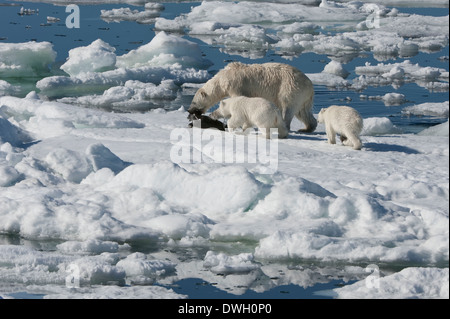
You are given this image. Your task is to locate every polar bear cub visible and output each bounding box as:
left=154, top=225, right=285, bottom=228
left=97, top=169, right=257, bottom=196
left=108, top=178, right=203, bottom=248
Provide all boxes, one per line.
left=318, top=105, right=363, bottom=150
left=210, top=96, right=289, bottom=139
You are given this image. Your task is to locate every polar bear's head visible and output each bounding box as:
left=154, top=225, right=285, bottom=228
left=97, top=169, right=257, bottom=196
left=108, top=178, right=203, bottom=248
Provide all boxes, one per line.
left=188, top=88, right=217, bottom=120
left=317, top=108, right=327, bottom=123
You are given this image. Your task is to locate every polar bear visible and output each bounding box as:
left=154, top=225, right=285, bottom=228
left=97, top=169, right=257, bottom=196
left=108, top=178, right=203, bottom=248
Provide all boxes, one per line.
left=317, top=105, right=363, bottom=150
left=210, top=96, right=289, bottom=139
left=188, top=62, right=316, bottom=132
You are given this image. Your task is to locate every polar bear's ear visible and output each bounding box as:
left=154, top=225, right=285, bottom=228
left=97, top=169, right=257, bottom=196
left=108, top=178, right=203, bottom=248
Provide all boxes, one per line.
left=199, top=89, right=207, bottom=98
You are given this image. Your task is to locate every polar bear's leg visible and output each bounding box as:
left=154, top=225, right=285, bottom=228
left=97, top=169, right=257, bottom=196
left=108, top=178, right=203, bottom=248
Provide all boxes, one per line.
left=325, top=125, right=336, bottom=144
left=347, top=134, right=362, bottom=150
left=281, top=107, right=295, bottom=131
left=227, top=116, right=245, bottom=134
left=296, top=107, right=318, bottom=133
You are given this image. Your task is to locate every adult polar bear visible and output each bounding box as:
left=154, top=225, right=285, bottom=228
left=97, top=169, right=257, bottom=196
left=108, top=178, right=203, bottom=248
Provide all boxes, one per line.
left=188, top=62, right=316, bottom=132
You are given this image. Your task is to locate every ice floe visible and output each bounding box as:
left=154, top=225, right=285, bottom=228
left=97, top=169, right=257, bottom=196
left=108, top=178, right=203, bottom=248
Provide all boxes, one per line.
left=36, top=32, right=211, bottom=99
left=0, top=41, right=56, bottom=78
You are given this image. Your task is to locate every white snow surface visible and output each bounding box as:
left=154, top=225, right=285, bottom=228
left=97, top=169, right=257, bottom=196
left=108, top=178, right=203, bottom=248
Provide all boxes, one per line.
left=0, top=94, right=448, bottom=298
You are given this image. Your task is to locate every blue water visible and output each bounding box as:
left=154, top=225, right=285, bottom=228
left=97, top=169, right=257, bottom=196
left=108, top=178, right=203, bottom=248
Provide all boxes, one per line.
left=0, top=1, right=448, bottom=299
left=1, top=2, right=448, bottom=134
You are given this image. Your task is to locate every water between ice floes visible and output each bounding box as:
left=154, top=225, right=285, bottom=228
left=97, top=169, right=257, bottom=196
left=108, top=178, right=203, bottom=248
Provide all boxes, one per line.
left=0, top=1, right=448, bottom=299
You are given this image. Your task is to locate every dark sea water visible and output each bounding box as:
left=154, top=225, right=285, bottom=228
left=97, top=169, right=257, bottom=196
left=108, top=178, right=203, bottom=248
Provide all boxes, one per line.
left=1, top=1, right=448, bottom=133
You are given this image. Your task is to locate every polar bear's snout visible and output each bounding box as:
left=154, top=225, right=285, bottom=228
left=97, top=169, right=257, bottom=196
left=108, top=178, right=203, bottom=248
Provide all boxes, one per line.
left=187, top=109, right=203, bottom=121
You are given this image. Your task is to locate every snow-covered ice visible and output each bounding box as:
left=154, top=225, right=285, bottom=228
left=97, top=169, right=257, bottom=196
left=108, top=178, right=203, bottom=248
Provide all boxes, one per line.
left=0, top=94, right=448, bottom=298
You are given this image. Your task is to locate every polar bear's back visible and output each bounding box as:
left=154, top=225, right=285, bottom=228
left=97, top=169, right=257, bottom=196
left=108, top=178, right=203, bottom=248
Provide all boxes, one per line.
left=222, top=62, right=312, bottom=98
left=323, top=105, right=363, bottom=133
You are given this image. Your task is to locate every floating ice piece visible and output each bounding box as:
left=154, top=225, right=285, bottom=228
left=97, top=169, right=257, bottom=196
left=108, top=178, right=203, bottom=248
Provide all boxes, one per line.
left=116, top=31, right=212, bottom=69
left=323, top=60, right=350, bottom=78
left=61, top=39, right=117, bottom=77
left=37, top=65, right=209, bottom=98
left=306, top=61, right=351, bottom=88
left=354, top=60, right=448, bottom=90
left=100, top=6, right=163, bottom=24
left=37, top=33, right=212, bottom=98
left=382, top=92, right=406, bottom=106
left=203, top=251, right=260, bottom=274
left=356, top=60, right=446, bottom=81
left=56, top=239, right=121, bottom=254
left=58, top=80, right=178, bottom=111
left=116, top=252, right=176, bottom=282
left=402, top=101, right=449, bottom=118
left=0, top=41, right=56, bottom=77
left=47, top=16, right=60, bottom=23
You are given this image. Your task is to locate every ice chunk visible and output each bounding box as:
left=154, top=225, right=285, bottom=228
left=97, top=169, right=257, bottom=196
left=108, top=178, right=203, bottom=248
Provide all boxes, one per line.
left=100, top=5, right=163, bottom=24
left=116, top=31, right=212, bottom=69
left=362, top=117, right=402, bottom=135
left=56, top=239, right=121, bottom=254
left=0, top=41, right=56, bottom=77
left=382, top=93, right=406, bottom=106
left=402, top=101, right=449, bottom=118
left=61, top=39, right=117, bottom=77
left=37, top=34, right=211, bottom=98
left=323, top=60, right=350, bottom=78
left=116, top=252, right=176, bottom=283
left=203, top=251, right=260, bottom=274
left=58, top=80, right=178, bottom=110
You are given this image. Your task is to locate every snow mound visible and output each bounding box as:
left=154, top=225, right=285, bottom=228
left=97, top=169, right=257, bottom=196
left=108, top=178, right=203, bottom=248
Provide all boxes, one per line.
left=362, top=117, right=402, bottom=135
left=419, top=121, right=449, bottom=137
left=0, top=109, right=33, bottom=147
left=109, top=161, right=263, bottom=218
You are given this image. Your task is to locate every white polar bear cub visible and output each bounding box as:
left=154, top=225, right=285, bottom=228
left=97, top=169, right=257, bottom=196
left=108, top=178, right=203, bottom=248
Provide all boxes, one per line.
left=318, top=105, right=363, bottom=150
left=210, top=96, right=289, bottom=139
